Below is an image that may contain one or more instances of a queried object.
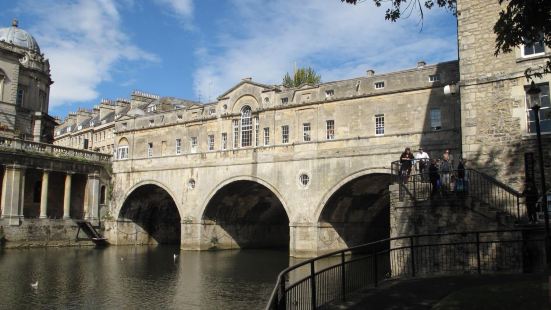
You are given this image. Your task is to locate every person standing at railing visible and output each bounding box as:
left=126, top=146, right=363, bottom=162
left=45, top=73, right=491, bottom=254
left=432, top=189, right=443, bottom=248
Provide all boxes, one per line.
left=455, top=159, right=466, bottom=192
left=523, top=182, right=539, bottom=224
left=415, top=147, right=430, bottom=181
left=400, top=147, right=415, bottom=183
left=429, top=159, right=440, bottom=196
left=440, top=150, right=453, bottom=191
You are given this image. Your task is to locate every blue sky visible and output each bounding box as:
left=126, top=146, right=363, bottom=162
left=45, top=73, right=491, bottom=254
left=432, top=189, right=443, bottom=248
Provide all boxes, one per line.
left=0, top=0, right=458, bottom=118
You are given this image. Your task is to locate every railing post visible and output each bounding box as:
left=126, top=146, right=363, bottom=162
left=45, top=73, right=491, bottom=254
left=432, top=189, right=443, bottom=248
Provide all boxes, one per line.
left=310, top=261, right=316, bottom=309
left=476, top=232, right=481, bottom=275
left=373, top=252, right=378, bottom=287
left=410, top=237, right=416, bottom=277
left=279, top=275, right=286, bottom=310
left=341, top=251, right=346, bottom=301
left=516, top=195, right=520, bottom=222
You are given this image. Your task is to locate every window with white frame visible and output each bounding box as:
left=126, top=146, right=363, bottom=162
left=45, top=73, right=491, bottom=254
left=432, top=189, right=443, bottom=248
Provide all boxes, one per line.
left=175, top=138, right=181, bottom=154
left=233, top=119, right=239, bottom=148
left=263, top=127, right=270, bottom=146
left=430, top=108, right=442, bottom=130
left=281, top=97, right=289, bottom=105
left=149, top=119, right=154, bottom=127
left=191, top=136, right=198, bottom=153
left=254, top=116, right=259, bottom=147
left=326, top=120, right=335, bottom=140
left=117, top=138, right=129, bottom=160
left=303, top=123, right=311, bottom=142
left=429, top=74, right=440, bottom=82
left=282, top=125, right=289, bottom=143
left=374, top=81, right=385, bottom=89
left=241, top=106, right=252, bottom=147
left=375, top=114, right=385, bottom=135
left=147, top=142, right=153, bottom=157
left=325, top=89, right=334, bottom=98
left=522, top=35, right=545, bottom=57
left=221, top=132, right=227, bottom=150
left=526, top=83, right=551, bottom=133
left=208, top=135, right=215, bottom=151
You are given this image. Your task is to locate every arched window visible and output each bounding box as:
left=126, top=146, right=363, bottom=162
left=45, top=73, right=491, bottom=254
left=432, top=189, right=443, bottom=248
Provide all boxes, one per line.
left=241, top=106, right=252, bottom=147
left=100, top=185, right=106, bottom=204
left=117, top=138, right=129, bottom=160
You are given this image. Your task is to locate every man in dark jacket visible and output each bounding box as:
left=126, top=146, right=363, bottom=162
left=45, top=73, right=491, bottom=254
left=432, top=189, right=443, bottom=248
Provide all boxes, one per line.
left=522, top=182, right=539, bottom=224
left=429, top=159, right=440, bottom=197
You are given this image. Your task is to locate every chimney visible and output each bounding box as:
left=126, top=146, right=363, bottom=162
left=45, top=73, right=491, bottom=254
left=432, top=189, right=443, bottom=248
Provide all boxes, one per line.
left=76, top=109, right=92, bottom=125
left=131, top=90, right=160, bottom=109
left=417, top=60, right=426, bottom=68
left=115, top=99, right=129, bottom=117
left=99, top=101, right=115, bottom=121
left=366, top=69, right=375, bottom=77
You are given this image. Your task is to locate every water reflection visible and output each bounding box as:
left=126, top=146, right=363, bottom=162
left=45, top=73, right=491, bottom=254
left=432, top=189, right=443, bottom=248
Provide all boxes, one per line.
left=0, top=246, right=289, bottom=309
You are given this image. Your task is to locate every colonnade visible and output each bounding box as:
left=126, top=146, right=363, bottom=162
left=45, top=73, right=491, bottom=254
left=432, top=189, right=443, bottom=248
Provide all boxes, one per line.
left=0, top=164, right=100, bottom=225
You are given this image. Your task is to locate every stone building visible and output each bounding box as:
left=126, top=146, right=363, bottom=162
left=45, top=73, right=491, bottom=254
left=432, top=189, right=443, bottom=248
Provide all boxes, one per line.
left=0, top=19, right=56, bottom=143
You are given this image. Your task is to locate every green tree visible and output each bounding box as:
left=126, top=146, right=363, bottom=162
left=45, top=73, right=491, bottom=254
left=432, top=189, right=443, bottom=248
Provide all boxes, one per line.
left=282, top=67, right=322, bottom=88
left=342, top=0, right=551, bottom=79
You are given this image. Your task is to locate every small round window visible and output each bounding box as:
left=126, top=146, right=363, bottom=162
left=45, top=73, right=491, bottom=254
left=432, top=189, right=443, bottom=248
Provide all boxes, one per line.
left=223, top=104, right=228, bottom=111
left=299, top=174, right=310, bottom=187
left=188, top=179, right=196, bottom=190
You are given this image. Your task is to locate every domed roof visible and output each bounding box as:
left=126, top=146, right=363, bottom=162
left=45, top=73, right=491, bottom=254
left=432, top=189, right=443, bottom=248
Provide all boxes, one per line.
left=0, top=19, right=40, bottom=53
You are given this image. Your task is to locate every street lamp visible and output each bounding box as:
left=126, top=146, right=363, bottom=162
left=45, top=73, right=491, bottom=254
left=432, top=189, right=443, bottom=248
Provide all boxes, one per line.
left=527, top=81, right=550, bottom=268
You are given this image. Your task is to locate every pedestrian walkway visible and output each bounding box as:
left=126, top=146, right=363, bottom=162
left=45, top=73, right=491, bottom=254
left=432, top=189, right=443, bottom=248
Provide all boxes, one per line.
left=328, top=273, right=549, bottom=310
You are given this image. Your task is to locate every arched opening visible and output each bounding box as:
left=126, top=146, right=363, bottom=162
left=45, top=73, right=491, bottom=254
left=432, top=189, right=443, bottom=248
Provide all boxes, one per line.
left=319, top=173, right=391, bottom=249
left=118, top=184, right=181, bottom=245
left=202, top=180, right=289, bottom=250
left=100, top=185, right=106, bottom=205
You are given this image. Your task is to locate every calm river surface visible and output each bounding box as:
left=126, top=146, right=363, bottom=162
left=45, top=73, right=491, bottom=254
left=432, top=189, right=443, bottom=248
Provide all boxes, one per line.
left=0, top=246, right=291, bottom=309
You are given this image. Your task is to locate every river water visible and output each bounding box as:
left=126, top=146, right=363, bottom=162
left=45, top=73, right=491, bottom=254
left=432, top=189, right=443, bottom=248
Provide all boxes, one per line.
left=0, top=246, right=290, bottom=309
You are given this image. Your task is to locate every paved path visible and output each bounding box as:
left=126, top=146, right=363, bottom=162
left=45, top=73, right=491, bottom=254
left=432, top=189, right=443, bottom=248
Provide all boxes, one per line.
left=328, top=273, right=549, bottom=310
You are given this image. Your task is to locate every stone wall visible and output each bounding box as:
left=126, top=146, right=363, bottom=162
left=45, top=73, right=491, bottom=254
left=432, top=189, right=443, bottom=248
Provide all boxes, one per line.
left=0, top=219, right=94, bottom=248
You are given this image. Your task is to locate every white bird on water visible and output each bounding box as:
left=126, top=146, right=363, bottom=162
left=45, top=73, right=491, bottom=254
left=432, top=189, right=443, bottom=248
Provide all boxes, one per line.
left=173, top=254, right=178, bottom=263
left=31, top=281, right=38, bottom=289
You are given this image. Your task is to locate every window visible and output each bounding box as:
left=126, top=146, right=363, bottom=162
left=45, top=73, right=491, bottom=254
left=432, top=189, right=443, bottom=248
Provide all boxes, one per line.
left=264, top=97, right=270, bottom=104
left=39, top=90, right=47, bottom=111
left=282, top=125, right=289, bottom=143
left=176, top=139, right=181, bottom=154
left=522, top=35, right=545, bottom=57
left=147, top=142, right=153, bottom=157
left=429, top=74, right=440, bottom=82
left=209, top=108, right=216, bottom=115
left=430, top=108, right=442, bottom=130
left=281, top=97, right=289, bottom=105
left=221, top=133, right=227, bottom=150
left=33, top=181, right=41, bottom=203
left=375, top=114, right=384, bottom=135
left=326, top=120, right=335, bottom=140
left=121, top=122, right=127, bottom=130
left=149, top=119, right=154, bottom=127
left=325, top=89, right=334, bottom=98
left=299, top=174, right=310, bottom=186
left=303, top=123, right=311, bottom=142
left=100, top=186, right=106, bottom=204
left=374, top=81, right=385, bottom=89
left=190, top=137, right=198, bottom=153
left=233, top=119, right=239, bottom=148
left=263, top=127, right=270, bottom=146
left=526, top=83, right=551, bottom=133
left=16, top=85, right=24, bottom=106
left=208, top=135, right=215, bottom=151
left=254, top=116, right=259, bottom=147
left=117, top=146, right=129, bottom=159
left=177, top=114, right=183, bottom=120
left=241, top=106, right=252, bottom=147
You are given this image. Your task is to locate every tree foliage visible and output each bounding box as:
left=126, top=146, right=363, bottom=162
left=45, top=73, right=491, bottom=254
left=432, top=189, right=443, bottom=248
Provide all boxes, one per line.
left=282, top=67, right=322, bottom=88
left=342, top=0, right=551, bottom=79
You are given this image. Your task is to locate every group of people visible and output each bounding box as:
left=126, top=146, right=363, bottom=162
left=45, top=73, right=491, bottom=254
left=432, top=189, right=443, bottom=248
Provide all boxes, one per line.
left=399, top=147, right=466, bottom=195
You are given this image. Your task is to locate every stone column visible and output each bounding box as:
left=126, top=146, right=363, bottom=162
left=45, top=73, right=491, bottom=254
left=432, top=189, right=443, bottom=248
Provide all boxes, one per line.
left=0, top=166, right=6, bottom=218
left=39, top=169, right=50, bottom=219
left=289, top=222, right=319, bottom=258
left=85, top=173, right=100, bottom=220
left=62, top=173, right=73, bottom=219
left=0, top=164, right=26, bottom=226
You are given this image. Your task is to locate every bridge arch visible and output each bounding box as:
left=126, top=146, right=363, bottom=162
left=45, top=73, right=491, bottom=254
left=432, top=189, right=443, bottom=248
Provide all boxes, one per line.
left=117, top=180, right=181, bottom=245
left=315, top=168, right=391, bottom=249
left=199, top=176, right=290, bottom=250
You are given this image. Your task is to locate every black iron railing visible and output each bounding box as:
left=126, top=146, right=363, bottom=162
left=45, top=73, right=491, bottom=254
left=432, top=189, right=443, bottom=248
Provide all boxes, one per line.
left=390, top=160, right=523, bottom=222
left=266, top=229, right=544, bottom=310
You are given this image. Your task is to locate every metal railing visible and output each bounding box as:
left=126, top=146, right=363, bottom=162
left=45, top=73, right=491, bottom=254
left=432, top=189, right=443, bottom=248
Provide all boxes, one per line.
left=266, top=229, right=544, bottom=310
left=390, top=160, right=523, bottom=222
left=0, top=136, right=111, bottom=162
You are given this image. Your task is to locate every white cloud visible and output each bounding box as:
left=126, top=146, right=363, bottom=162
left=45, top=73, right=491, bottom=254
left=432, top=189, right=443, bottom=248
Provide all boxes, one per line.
left=154, top=0, right=193, bottom=18
left=193, top=0, right=457, bottom=99
left=17, top=0, right=158, bottom=107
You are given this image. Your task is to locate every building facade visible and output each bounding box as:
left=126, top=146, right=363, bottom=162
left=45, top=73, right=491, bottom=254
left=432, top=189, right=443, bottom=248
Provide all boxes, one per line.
left=0, top=19, right=56, bottom=143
